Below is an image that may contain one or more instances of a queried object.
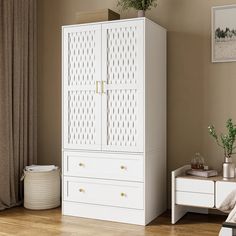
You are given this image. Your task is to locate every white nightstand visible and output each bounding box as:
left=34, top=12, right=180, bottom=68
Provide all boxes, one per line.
left=172, top=165, right=236, bottom=224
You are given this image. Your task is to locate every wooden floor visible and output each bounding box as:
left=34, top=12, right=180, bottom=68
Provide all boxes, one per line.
left=0, top=207, right=226, bottom=236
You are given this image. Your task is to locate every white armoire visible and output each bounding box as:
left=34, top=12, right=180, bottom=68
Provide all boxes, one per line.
left=62, top=17, right=166, bottom=225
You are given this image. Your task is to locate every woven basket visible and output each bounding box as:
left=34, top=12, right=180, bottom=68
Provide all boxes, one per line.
left=23, top=169, right=61, bottom=210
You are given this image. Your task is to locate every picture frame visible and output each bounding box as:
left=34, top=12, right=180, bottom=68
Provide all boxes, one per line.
left=212, top=5, right=236, bottom=63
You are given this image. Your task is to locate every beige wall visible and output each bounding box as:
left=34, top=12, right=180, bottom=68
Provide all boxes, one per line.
left=37, top=0, right=236, bottom=200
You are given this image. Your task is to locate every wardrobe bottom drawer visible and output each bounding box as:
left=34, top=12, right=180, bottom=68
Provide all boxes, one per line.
left=63, top=177, right=144, bottom=210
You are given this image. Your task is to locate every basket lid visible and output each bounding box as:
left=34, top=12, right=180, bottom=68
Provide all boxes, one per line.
left=25, top=165, right=59, bottom=172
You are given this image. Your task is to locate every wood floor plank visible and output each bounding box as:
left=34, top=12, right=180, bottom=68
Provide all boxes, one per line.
left=0, top=207, right=226, bottom=235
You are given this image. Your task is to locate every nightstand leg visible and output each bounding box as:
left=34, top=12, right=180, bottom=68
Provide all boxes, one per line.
left=172, top=165, right=190, bottom=224
left=172, top=204, right=188, bottom=224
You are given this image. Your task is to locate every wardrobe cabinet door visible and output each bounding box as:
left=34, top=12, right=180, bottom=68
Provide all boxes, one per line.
left=101, top=21, right=144, bottom=152
left=62, top=25, right=102, bottom=150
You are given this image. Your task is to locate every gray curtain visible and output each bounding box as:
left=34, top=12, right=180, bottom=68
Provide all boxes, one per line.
left=0, top=0, right=37, bottom=210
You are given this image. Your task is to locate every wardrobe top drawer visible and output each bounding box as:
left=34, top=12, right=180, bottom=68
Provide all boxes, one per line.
left=63, top=152, right=144, bottom=182
left=176, top=177, right=214, bottom=194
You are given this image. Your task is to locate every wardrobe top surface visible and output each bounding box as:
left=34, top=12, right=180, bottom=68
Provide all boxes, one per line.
left=62, top=17, right=166, bottom=31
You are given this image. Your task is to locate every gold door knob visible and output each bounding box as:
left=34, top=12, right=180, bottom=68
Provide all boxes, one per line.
left=120, top=166, right=126, bottom=170
left=95, top=81, right=99, bottom=94
left=79, top=163, right=84, bottom=167
left=79, top=188, right=85, bottom=193
left=102, top=81, right=106, bottom=94
left=120, top=192, right=126, bottom=197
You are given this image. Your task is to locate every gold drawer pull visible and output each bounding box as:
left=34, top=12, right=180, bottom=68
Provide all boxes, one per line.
left=120, top=192, right=127, bottom=197
left=79, top=163, right=84, bottom=167
left=79, top=188, right=85, bottom=193
left=120, top=166, right=127, bottom=170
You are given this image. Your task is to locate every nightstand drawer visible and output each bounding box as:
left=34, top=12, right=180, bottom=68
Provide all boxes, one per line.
left=176, top=178, right=214, bottom=194
left=216, top=181, right=236, bottom=208
left=176, top=191, right=214, bottom=208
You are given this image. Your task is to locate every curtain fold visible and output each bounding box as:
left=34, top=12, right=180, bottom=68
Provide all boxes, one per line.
left=0, top=0, right=37, bottom=210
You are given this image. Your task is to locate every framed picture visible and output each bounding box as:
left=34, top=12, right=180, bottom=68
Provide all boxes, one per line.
left=212, top=5, right=236, bottom=63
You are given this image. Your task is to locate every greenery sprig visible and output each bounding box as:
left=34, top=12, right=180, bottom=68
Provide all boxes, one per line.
left=208, top=119, right=236, bottom=158
left=117, top=0, right=157, bottom=11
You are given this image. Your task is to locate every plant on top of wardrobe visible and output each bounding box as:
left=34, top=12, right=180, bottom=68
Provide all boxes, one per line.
left=208, top=118, right=236, bottom=158
left=117, top=0, right=157, bottom=17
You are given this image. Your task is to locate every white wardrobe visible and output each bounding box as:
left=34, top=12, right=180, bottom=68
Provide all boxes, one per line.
left=62, top=17, right=166, bottom=225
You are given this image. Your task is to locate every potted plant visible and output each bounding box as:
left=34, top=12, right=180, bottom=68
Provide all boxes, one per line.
left=117, top=0, right=157, bottom=17
left=208, top=118, right=236, bottom=179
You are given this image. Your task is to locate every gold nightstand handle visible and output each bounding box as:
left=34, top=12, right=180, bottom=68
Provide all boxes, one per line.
left=79, top=188, right=85, bottom=193
left=79, top=163, right=84, bottom=167
left=120, top=192, right=126, bottom=197
left=120, top=166, right=126, bottom=170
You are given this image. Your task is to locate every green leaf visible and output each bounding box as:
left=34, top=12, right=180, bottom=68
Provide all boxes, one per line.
left=117, top=0, right=157, bottom=11
left=208, top=118, right=236, bottom=157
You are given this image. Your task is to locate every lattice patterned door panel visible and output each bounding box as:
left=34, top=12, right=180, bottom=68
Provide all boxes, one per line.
left=101, top=21, right=144, bottom=152
left=63, top=25, right=102, bottom=150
